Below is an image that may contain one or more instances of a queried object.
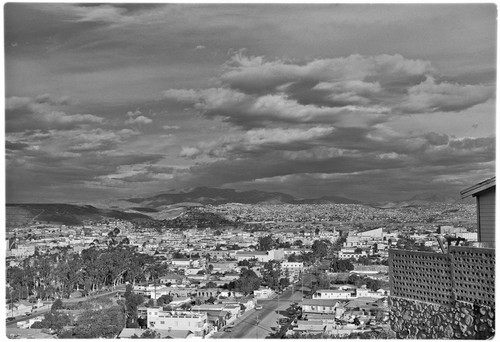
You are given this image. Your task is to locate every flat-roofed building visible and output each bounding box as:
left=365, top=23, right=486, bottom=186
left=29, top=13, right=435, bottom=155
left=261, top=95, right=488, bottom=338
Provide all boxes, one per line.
left=147, top=308, right=208, bottom=338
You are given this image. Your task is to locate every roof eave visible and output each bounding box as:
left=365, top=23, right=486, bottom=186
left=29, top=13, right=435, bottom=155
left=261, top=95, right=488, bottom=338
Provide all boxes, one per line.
left=460, top=176, right=496, bottom=199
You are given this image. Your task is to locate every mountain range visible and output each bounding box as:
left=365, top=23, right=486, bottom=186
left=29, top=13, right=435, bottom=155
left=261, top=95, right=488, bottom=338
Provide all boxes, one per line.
left=124, top=186, right=361, bottom=208
left=6, top=187, right=473, bottom=227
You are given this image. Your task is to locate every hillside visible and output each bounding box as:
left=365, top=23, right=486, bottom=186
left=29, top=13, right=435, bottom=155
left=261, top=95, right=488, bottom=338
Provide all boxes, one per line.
left=6, top=203, right=156, bottom=227
left=124, top=186, right=360, bottom=207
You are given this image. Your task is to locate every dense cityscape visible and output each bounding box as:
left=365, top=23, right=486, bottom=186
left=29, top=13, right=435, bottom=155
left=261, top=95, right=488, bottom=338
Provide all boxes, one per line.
left=6, top=199, right=479, bottom=339
left=4, top=3, right=495, bottom=340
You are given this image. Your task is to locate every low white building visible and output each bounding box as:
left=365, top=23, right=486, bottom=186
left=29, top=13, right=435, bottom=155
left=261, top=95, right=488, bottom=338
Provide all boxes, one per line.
left=313, top=289, right=354, bottom=300
left=301, top=299, right=340, bottom=314
left=254, top=288, right=274, bottom=299
left=147, top=308, right=208, bottom=338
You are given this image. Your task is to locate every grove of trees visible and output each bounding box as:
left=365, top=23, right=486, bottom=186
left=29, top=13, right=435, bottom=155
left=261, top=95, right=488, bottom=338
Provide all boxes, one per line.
left=6, top=245, right=167, bottom=302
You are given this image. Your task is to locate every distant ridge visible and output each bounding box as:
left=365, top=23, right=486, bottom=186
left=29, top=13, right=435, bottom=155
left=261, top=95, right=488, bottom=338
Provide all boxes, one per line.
left=371, top=193, right=475, bottom=208
left=123, top=186, right=361, bottom=208
left=6, top=203, right=155, bottom=227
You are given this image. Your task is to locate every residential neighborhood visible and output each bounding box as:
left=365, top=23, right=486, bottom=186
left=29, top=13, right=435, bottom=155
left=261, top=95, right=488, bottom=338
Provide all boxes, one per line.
left=6, top=201, right=478, bottom=339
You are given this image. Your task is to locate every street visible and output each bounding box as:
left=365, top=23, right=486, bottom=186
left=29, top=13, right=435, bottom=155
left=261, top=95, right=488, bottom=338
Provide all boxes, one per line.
left=216, top=287, right=302, bottom=339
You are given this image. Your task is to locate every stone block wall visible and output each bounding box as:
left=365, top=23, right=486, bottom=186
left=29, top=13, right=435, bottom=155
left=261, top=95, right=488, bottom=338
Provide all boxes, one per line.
left=389, top=297, right=494, bottom=339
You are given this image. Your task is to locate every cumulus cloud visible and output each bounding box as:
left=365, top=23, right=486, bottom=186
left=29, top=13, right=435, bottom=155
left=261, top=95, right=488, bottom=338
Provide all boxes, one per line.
left=126, top=115, right=153, bottom=124
left=163, top=87, right=378, bottom=128
left=164, top=53, right=492, bottom=133
left=6, top=95, right=104, bottom=132
left=126, top=110, right=153, bottom=124
left=179, top=146, right=202, bottom=158
left=221, top=52, right=433, bottom=95
left=398, top=77, right=494, bottom=113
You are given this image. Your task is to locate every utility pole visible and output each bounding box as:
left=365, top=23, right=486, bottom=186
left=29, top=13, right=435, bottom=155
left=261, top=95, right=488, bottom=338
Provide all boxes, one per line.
left=256, top=309, right=259, bottom=339
left=301, top=274, right=304, bottom=302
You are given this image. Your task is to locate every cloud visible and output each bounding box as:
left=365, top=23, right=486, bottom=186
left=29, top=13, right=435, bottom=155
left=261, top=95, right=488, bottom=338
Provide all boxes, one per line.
left=425, top=132, right=449, bottom=146
left=220, top=52, right=433, bottom=95
left=126, top=115, right=153, bottom=124
left=35, top=93, right=71, bottom=105
left=179, top=146, right=202, bottom=158
left=162, top=125, right=180, bottom=130
left=164, top=53, right=492, bottom=132
left=5, top=140, right=30, bottom=151
left=163, top=87, right=380, bottom=128
left=125, top=110, right=153, bottom=124
left=312, top=80, right=383, bottom=106
left=127, top=110, right=143, bottom=117
left=178, top=126, right=336, bottom=160
left=397, top=76, right=494, bottom=113
left=6, top=95, right=104, bottom=132
left=35, top=3, right=130, bottom=24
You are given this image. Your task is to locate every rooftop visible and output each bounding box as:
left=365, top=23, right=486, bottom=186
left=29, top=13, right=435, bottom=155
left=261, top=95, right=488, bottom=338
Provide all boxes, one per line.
left=460, top=176, right=495, bottom=198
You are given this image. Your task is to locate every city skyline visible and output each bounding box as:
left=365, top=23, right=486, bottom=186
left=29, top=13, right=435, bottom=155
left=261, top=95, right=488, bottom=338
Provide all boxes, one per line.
left=5, top=3, right=496, bottom=203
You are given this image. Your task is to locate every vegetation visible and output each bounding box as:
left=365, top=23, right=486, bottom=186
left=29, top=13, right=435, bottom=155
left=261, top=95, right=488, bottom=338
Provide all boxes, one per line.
left=123, top=284, right=144, bottom=328
left=227, top=268, right=261, bottom=294
left=261, top=260, right=282, bottom=289
left=330, top=259, right=354, bottom=272
left=6, top=245, right=164, bottom=302
left=257, top=234, right=275, bottom=251
left=131, top=329, right=161, bottom=338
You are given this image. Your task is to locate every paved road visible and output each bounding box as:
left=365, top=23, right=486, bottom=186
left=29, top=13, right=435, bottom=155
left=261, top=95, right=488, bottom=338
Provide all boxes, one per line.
left=217, top=287, right=303, bottom=339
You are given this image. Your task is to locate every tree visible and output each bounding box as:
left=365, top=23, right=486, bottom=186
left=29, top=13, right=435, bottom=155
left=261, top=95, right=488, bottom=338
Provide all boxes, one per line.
left=51, top=298, right=64, bottom=311
left=205, top=281, right=218, bottom=288
left=124, top=284, right=144, bottom=328
left=70, top=306, right=125, bottom=338
left=31, top=311, right=71, bottom=334
left=261, top=261, right=281, bottom=290
left=293, top=240, right=303, bottom=248
left=238, top=259, right=251, bottom=267
left=279, top=277, right=290, bottom=288
left=258, top=235, right=275, bottom=251
left=365, top=278, right=381, bottom=292
left=330, top=260, right=354, bottom=272
left=312, top=240, right=328, bottom=259
left=157, top=294, right=173, bottom=306
left=235, top=268, right=261, bottom=294
left=132, top=329, right=161, bottom=338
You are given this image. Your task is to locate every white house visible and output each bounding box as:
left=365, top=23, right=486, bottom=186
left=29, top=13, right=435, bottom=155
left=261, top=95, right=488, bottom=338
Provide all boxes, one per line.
left=313, top=289, right=354, bottom=300
left=301, top=299, right=340, bottom=314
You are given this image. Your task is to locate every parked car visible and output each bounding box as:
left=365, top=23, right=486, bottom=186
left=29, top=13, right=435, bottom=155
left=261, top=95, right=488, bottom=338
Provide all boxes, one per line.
left=255, top=305, right=263, bottom=310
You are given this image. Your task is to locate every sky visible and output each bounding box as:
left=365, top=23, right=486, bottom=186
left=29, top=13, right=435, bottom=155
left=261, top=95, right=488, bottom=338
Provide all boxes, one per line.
left=4, top=3, right=497, bottom=203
